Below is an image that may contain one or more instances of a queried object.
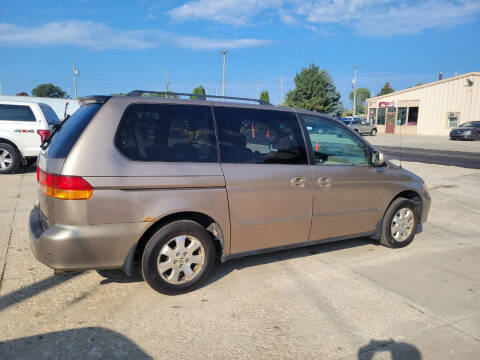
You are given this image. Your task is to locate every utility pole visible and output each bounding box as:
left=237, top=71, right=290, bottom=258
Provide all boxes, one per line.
left=352, top=65, right=358, bottom=116
left=0, top=81, right=3, bottom=95
left=280, top=76, right=284, bottom=104
left=220, top=50, right=227, bottom=98
left=165, top=68, right=170, bottom=93
left=256, top=83, right=259, bottom=99
left=72, top=60, right=79, bottom=99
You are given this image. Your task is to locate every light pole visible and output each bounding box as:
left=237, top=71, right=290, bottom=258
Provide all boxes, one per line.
left=352, top=65, right=358, bottom=116
left=220, top=50, right=227, bottom=98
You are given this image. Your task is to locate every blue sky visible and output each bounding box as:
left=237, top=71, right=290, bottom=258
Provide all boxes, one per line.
left=1, top=0, right=479, bottom=107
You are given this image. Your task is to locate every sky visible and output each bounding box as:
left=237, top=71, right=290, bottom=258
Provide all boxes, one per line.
left=1, top=0, right=479, bottom=107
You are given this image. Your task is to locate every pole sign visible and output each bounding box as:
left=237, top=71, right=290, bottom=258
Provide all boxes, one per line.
left=379, top=101, right=397, bottom=108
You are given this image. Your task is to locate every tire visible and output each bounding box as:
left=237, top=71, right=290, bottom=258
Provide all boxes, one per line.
left=0, top=143, right=21, bottom=174
left=141, top=220, right=215, bottom=295
left=379, top=197, right=419, bottom=248
left=370, top=128, right=377, bottom=136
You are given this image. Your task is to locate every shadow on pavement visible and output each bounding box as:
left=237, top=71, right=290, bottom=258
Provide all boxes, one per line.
left=100, top=236, right=376, bottom=291
left=0, top=327, right=152, bottom=360
left=358, top=339, right=422, bottom=360
left=0, top=272, right=81, bottom=313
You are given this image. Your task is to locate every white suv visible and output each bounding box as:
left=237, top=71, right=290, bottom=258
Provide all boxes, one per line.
left=0, top=100, right=59, bottom=173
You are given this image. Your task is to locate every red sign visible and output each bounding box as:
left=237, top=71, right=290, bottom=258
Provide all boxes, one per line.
left=379, top=101, right=396, bottom=108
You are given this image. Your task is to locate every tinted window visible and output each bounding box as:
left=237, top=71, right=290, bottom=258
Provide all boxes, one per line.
left=47, top=104, right=101, bottom=159
left=0, top=104, right=36, bottom=121
left=302, top=115, right=369, bottom=166
left=215, top=107, right=307, bottom=165
left=39, top=104, right=60, bottom=125
left=115, top=104, right=217, bottom=163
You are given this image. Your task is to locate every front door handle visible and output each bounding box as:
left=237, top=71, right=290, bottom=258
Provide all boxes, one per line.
left=290, top=177, right=305, bottom=188
left=317, top=177, right=332, bottom=187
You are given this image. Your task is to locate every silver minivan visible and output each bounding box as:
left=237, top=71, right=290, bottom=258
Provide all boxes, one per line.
left=29, top=92, right=430, bottom=294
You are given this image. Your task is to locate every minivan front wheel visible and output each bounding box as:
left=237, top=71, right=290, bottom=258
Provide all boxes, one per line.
left=380, top=197, right=419, bottom=248
left=141, top=220, right=215, bottom=295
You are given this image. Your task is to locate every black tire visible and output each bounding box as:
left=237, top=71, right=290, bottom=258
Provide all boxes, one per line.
left=379, top=197, right=419, bottom=248
left=24, top=157, right=37, bottom=167
left=141, top=220, right=215, bottom=295
left=0, top=143, right=21, bottom=174
left=370, top=128, right=377, bottom=136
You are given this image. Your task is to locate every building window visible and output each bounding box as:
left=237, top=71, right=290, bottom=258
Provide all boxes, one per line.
left=396, top=107, right=407, bottom=125
left=447, top=112, right=460, bottom=128
left=369, top=108, right=377, bottom=124
left=377, top=108, right=386, bottom=125
left=408, top=107, right=418, bottom=125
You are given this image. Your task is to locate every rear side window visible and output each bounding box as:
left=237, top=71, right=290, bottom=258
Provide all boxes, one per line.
left=214, top=107, right=307, bottom=165
left=0, top=104, right=36, bottom=121
left=46, top=104, right=101, bottom=159
left=39, top=104, right=60, bottom=125
left=115, top=104, right=218, bottom=163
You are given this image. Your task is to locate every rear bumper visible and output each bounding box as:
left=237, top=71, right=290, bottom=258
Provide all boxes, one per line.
left=29, top=204, right=147, bottom=271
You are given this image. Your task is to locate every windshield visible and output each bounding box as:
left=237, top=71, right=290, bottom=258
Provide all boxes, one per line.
left=459, top=122, right=480, bottom=128
left=39, top=103, right=60, bottom=125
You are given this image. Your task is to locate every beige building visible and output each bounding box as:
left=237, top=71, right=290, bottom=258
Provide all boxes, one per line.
left=366, top=72, right=480, bottom=136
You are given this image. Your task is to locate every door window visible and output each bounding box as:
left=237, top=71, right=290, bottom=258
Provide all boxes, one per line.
left=0, top=104, right=36, bottom=121
left=115, top=104, right=217, bottom=162
left=302, top=115, right=369, bottom=166
left=214, top=107, right=307, bottom=165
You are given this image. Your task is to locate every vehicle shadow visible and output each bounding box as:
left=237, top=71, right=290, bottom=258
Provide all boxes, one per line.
left=203, top=237, right=376, bottom=288
left=99, top=236, right=377, bottom=289
left=16, top=164, right=37, bottom=174
left=0, top=272, right=81, bottom=313
left=357, top=339, right=422, bottom=360
left=0, top=327, right=152, bottom=360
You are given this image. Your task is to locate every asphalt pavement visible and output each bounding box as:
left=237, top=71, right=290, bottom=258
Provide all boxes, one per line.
left=377, top=146, right=480, bottom=169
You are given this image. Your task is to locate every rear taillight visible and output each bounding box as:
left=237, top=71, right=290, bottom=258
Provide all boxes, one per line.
left=37, top=166, right=93, bottom=200
left=37, top=129, right=51, bottom=142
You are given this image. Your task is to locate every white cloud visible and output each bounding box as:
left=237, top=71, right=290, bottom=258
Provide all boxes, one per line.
left=168, top=0, right=283, bottom=26
left=167, top=0, right=480, bottom=36
left=0, top=21, right=272, bottom=50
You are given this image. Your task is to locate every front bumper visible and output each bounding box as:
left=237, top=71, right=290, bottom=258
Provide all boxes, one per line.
left=420, top=191, right=431, bottom=224
left=450, top=133, right=475, bottom=140
left=29, top=204, right=147, bottom=271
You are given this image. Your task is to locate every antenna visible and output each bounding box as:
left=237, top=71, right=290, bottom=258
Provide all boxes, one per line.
left=220, top=50, right=228, bottom=99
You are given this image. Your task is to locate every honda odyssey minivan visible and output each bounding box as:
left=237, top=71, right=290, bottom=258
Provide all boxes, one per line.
left=29, top=91, right=430, bottom=295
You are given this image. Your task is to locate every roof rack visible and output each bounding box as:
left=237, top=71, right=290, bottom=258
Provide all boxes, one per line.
left=126, top=90, right=272, bottom=106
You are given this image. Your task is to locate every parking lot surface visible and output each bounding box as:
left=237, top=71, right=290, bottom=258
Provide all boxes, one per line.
left=1, top=162, right=479, bottom=359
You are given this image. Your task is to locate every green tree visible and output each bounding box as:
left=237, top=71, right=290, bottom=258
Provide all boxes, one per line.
left=190, top=85, right=206, bottom=100
left=32, top=83, right=66, bottom=98
left=377, top=82, right=394, bottom=96
left=259, top=90, right=270, bottom=103
left=285, top=64, right=343, bottom=116
left=349, top=88, right=370, bottom=114
left=144, top=90, right=179, bottom=98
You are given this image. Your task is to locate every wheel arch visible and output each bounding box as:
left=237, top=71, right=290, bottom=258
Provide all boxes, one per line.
left=373, top=189, right=422, bottom=240
left=123, top=211, right=225, bottom=276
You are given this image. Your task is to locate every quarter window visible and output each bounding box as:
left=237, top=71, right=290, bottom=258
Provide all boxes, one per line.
left=214, top=107, right=307, bottom=164
left=447, top=112, right=460, bottom=128
left=0, top=104, right=36, bottom=121
left=302, top=115, right=369, bottom=166
left=115, top=104, right=218, bottom=162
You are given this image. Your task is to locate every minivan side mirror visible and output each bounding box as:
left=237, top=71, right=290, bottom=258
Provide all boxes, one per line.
left=372, top=151, right=385, bottom=166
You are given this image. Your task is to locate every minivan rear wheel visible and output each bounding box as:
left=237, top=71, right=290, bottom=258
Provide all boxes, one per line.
left=0, top=143, right=20, bottom=174
left=141, top=220, right=215, bottom=295
left=379, top=197, right=419, bottom=248
left=370, top=128, right=377, bottom=136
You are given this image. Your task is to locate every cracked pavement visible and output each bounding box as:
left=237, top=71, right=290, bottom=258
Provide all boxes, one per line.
left=0, top=162, right=479, bottom=359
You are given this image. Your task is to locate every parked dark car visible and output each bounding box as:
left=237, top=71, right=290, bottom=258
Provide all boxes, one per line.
left=450, top=121, right=480, bottom=140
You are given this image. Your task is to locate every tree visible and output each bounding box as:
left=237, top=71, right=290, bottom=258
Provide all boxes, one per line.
left=32, top=83, right=66, bottom=98
left=144, top=90, right=179, bottom=98
left=377, top=82, right=394, bottom=96
left=349, top=88, right=370, bottom=114
left=285, top=64, right=343, bottom=117
left=190, top=85, right=206, bottom=100
left=260, top=90, right=270, bottom=103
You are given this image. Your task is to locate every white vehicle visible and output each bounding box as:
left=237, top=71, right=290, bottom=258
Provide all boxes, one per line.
left=0, top=100, right=59, bottom=173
